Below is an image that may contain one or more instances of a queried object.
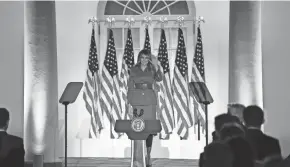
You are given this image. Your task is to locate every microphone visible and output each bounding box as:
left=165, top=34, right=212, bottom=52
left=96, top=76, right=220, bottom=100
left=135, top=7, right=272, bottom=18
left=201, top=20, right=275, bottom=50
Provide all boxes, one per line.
left=133, top=108, right=138, bottom=118
left=140, top=109, right=144, bottom=116
left=133, top=108, right=144, bottom=118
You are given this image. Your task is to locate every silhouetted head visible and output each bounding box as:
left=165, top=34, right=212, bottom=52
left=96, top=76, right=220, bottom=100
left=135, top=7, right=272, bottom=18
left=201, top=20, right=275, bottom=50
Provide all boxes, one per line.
left=214, top=114, right=240, bottom=132
left=243, top=105, right=264, bottom=128
left=203, top=142, right=234, bottom=167
left=0, top=108, right=10, bottom=130
left=214, top=113, right=242, bottom=140
left=219, top=123, right=245, bottom=141
left=227, top=103, right=246, bottom=123
left=226, top=137, right=255, bottom=167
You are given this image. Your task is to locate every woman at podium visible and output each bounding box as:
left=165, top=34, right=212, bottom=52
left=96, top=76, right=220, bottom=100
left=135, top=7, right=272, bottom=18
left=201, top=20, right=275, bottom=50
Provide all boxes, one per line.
left=127, top=49, right=162, bottom=166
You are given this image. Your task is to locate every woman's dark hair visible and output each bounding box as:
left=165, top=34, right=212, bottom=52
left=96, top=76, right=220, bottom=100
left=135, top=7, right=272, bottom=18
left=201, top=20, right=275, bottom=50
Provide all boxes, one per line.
left=137, top=49, right=152, bottom=62
left=135, top=49, right=155, bottom=72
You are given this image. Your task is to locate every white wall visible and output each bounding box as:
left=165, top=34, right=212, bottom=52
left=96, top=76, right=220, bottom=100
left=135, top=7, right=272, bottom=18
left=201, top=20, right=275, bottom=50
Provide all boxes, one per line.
left=55, top=1, right=98, bottom=158
left=262, top=1, right=290, bottom=158
left=55, top=1, right=229, bottom=159
left=0, top=1, right=24, bottom=138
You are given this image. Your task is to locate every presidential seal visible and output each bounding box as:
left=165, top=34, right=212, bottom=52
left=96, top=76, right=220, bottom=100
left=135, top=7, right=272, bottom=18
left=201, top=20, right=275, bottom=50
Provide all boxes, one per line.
left=131, top=118, right=145, bottom=132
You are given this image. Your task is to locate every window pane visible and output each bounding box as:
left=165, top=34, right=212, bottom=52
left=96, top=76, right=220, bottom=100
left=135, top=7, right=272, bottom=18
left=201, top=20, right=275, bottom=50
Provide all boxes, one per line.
left=165, top=1, right=175, bottom=5
left=124, top=28, right=140, bottom=48
left=125, top=1, right=142, bottom=15
left=116, top=48, right=124, bottom=66
left=170, top=28, right=187, bottom=49
left=104, top=1, right=124, bottom=15
left=155, top=9, right=169, bottom=15
left=169, top=49, right=177, bottom=71
left=153, top=29, right=161, bottom=50
left=182, top=28, right=187, bottom=45
left=118, top=1, right=128, bottom=5
left=134, top=49, right=140, bottom=64
left=170, top=28, right=178, bottom=49
left=136, top=1, right=145, bottom=12
left=110, top=28, right=123, bottom=49
left=149, top=1, right=158, bottom=10
left=151, top=1, right=166, bottom=14
left=169, top=1, right=189, bottom=15
left=144, top=1, right=150, bottom=10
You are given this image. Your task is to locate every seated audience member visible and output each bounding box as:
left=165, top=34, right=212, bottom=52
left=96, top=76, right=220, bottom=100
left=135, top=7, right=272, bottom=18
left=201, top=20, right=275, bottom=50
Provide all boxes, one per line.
left=213, top=113, right=242, bottom=141
left=199, top=114, right=243, bottom=167
left=0, top=108, right=25, bottom=167
left=278, top=154, right=290, bottom=167
left=227, top=103, right=246, bottom=124
left=219, top=122, right=255, bottom=167
left=203, top=142, right=234, bottom=167
left=226, top=137, right=255, bottom=167
left=243, top=105, right=282, bottom=162
left=219, top=123, right=245, bottom=141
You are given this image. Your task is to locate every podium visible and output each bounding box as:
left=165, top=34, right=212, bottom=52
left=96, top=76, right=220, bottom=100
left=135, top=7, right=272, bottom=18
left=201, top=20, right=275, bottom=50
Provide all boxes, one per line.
left=115, top=119, right=161, bottom=167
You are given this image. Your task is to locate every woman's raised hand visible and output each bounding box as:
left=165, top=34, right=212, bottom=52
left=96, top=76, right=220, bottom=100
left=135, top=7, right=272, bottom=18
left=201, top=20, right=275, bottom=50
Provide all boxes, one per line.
left=150, top=54, right=159, bottom=70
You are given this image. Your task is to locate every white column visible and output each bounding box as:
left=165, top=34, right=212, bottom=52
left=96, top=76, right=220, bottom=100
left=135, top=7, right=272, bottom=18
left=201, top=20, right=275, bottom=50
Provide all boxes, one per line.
left=228, top=1, right=263, bottom=107
left=24, top=1, right=59, bottom=163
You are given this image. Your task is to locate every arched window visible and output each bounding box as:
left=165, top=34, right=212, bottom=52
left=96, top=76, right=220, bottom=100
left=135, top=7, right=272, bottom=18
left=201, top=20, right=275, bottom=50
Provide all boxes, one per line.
left=103, top=0, right=189, bottom=15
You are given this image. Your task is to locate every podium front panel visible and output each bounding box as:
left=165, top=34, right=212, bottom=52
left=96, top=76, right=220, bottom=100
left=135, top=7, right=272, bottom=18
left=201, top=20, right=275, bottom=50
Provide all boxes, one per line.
left=143, top=120, right=162, bottom=133
left=114, top=120, right=130, bottom=132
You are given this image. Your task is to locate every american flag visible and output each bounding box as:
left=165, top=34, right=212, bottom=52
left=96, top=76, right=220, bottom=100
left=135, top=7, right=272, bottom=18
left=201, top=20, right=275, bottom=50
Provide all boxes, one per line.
left=172, top=28, right=193, bottom=139
left=189, top=26, right=206, bottom=134
left=156, top=29, right=174, bottom=140
left=144, top=28, right=151, bottom=52
left=82, top=28, right=103, bottom=138
left=100, top=29, right=123, bottom=139
left=119, top=29, right=134, bottom=120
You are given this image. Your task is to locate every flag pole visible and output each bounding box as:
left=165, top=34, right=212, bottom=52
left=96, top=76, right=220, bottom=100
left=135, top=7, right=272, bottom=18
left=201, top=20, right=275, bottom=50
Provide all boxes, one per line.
left=158, top=16, right=168, bottom=29
left=194, top=16, right=205, bottom=141
left=88, top=16, right=98, bottom=28
left=176, top=16, right=185, bottom=28
left=143, top=16, right=152, bottom=29
left=196, top=16, right=205, bottom=28
left=126, top=16, right=135, bottom=29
